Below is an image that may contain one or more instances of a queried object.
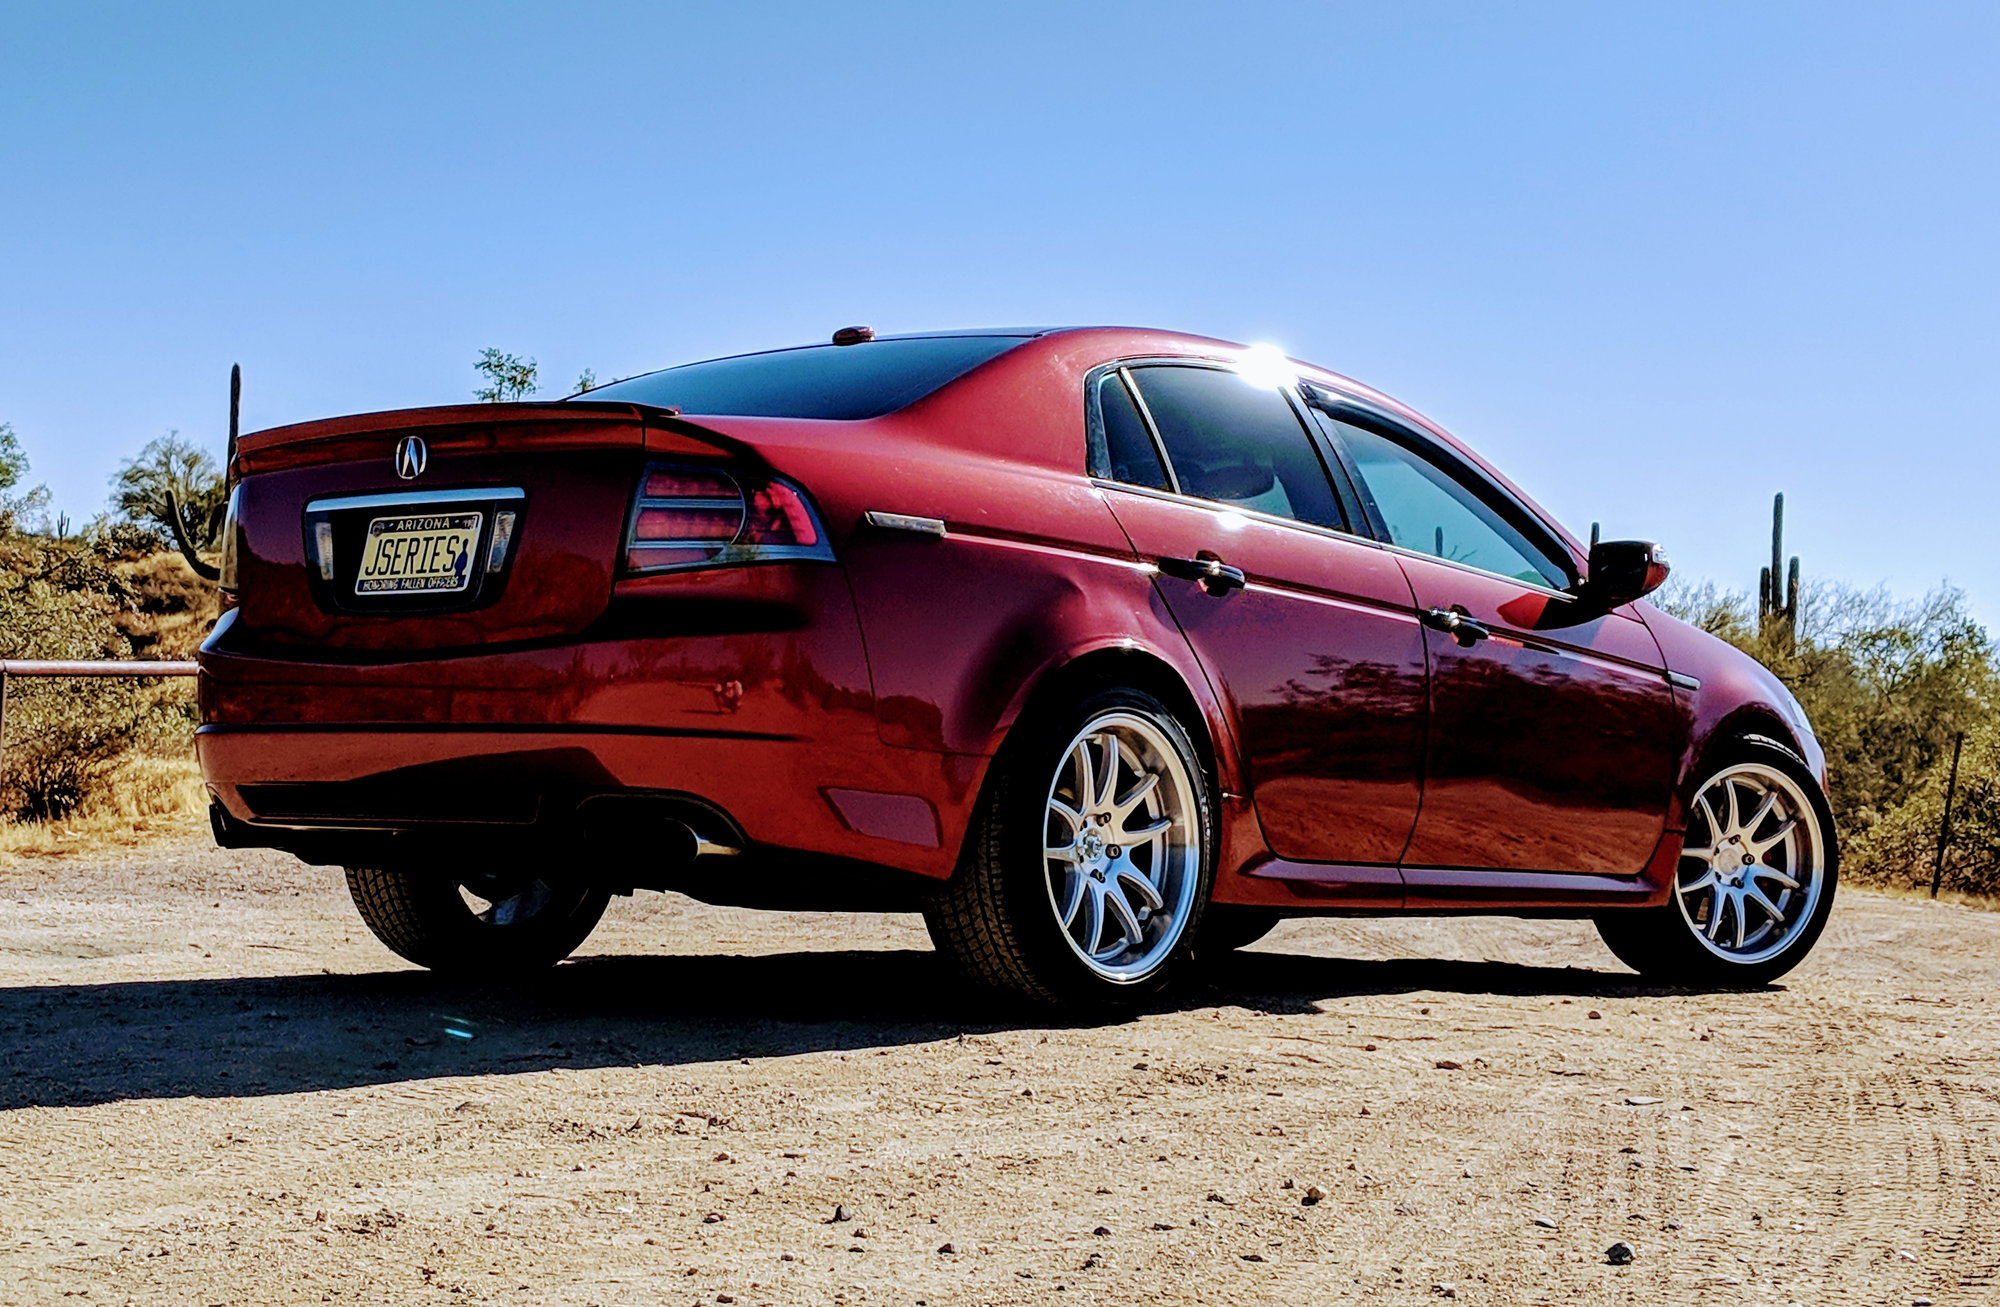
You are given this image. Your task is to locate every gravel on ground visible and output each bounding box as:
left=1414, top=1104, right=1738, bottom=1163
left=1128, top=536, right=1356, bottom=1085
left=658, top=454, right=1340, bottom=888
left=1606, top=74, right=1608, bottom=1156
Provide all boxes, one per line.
left=2, top=837, right=1996, bottom=1305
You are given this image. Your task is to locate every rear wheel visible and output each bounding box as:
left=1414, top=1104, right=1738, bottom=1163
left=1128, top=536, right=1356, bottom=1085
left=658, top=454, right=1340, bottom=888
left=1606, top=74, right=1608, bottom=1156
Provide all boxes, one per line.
left=1596, top=740, right=1837, bottom=986
left=345, top=864, right=611, bottom=975
left=925, top=687, right=1214, bottom=1009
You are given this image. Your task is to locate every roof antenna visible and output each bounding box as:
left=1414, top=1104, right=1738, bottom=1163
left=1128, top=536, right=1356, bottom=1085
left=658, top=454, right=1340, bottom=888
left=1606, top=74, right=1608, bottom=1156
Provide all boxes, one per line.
left=831, top=325, right=875, bottom=346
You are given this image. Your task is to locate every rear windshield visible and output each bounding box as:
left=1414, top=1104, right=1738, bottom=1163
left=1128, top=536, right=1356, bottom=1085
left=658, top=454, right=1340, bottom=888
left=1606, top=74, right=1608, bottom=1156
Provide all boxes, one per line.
left=574, top=335, right=1031, bottom=420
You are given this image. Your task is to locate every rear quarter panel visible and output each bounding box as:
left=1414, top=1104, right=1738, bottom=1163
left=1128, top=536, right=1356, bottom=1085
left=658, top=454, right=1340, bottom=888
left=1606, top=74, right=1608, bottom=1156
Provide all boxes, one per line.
left=685, top=336, right=1258, bottom=878
left=692, top=337, right=1235, bottom=768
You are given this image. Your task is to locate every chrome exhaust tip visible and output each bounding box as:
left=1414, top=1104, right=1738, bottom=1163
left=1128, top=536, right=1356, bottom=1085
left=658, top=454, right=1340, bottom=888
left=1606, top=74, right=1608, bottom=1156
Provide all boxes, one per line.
left=660, top=818, right=742, bottom=865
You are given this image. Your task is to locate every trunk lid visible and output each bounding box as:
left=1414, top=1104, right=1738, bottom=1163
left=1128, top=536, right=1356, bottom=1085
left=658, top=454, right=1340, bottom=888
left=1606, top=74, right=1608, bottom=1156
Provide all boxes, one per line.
left=228, top=402, right=732, bottom=655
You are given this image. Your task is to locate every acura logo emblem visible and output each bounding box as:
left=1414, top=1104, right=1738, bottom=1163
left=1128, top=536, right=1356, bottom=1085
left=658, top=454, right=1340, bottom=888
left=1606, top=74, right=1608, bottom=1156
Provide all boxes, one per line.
left=394, top=435, right=428, bottom=480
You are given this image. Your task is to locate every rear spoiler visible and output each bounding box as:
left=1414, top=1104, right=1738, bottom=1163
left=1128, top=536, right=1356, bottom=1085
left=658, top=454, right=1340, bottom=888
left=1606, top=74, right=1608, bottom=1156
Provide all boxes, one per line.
left=233, top=401, right=738, bottom=477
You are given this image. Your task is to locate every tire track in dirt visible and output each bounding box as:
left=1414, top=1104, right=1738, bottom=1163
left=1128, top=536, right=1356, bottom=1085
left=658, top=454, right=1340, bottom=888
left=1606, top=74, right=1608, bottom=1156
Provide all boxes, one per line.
left=4, top=840, right=2000, bottom=1306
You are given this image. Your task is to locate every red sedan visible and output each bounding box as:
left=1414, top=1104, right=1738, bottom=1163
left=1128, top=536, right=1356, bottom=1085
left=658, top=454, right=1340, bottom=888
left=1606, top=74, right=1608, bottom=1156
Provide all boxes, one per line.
left=198, top=327, right=1837, bottom=1007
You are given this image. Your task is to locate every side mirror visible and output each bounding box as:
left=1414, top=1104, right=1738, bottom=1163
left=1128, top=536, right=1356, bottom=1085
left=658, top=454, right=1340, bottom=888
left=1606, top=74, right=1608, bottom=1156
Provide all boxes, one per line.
left=1577, top=539, right=1670, bottom=609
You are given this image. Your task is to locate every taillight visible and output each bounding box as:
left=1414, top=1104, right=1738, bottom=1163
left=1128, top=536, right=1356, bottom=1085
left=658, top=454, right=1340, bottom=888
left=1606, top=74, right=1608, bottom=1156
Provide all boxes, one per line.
left=625, top=462, right=835, bottom=574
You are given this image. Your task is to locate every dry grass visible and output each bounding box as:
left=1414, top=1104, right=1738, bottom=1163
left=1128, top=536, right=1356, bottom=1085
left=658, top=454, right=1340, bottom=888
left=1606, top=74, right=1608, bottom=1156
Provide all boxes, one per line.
left=1853, top=878, right=2000, bottom=914
left=0, top=753, right=207, bottom=862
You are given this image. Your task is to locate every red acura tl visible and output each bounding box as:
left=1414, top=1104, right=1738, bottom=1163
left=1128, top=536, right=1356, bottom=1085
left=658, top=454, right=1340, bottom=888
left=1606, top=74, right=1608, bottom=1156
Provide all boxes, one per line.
left=198, top=327, right=1837, bottom=1008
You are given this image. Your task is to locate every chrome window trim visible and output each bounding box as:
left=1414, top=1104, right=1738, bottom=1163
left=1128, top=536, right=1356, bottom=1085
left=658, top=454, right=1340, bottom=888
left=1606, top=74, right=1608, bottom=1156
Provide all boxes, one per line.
left=306, top=487, right=527, bottom=514
left=1091, top=356, right=1357, bottom=535
left=1089, top=478, right=1373, bottom=551
left=1113, top=366, right=1182, bottom=497
left=1097, top=457, right=1582, bottom=601
left=1372, top=538, right=1581, bottom=603
left=1079, top=354, right=1588, bottom=599
left=1301, top=381, right=1581, bottom=589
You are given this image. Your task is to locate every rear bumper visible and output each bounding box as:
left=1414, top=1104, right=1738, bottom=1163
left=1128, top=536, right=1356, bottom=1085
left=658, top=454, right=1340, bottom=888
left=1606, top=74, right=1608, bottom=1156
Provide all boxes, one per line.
left=197, top=553, right=997, bottom=882
left=199, top=721, right=974, bottom=882
left=198, top=570, right=988, bottom=884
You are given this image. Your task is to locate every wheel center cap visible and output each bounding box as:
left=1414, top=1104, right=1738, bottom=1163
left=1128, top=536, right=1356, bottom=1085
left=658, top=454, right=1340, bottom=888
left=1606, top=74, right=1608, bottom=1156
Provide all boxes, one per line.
left=1714, top=838, right=1749, bottom=883
left=1078, top=831, right=1106, bottom=862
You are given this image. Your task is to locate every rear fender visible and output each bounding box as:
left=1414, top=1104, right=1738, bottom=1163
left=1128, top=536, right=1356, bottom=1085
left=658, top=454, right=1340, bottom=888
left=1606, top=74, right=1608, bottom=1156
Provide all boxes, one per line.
left=985, top=635, right=1240, bottom=795
left=936, top=624, right=1273, bottom=895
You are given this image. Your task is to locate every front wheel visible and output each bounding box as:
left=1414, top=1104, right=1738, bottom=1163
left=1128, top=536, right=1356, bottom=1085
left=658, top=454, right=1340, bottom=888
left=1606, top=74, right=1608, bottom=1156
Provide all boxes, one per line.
left=925, top=687, right=1215, bottom=1009
left=346, top=864, right=611, bottom=976
left=1596, top=741, right=1837, bottom=987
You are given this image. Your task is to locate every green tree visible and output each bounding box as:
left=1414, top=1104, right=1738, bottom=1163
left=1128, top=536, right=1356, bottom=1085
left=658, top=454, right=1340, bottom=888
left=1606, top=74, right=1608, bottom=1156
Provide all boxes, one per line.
left=474, top=349, right=538, bottom=403
left=109, top=432, right=227, bottom=548
left=0, top=422, right=24, bottom=493
left=0, top=422, right=52, bottom=535
left=574, top=368, right=598, bottom=394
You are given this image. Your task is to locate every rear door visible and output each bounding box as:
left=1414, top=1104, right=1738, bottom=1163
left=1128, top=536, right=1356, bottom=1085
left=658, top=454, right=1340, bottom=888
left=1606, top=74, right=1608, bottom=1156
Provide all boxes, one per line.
left=1307, top=394, right=1682, bottom=878
left=1093, top=362, right=1428, bottom=890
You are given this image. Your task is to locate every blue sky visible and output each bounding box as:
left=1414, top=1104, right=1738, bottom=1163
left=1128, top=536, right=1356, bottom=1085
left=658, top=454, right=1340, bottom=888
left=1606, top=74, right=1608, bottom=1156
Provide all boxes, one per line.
left=3, top=2, right=1995, bottom=625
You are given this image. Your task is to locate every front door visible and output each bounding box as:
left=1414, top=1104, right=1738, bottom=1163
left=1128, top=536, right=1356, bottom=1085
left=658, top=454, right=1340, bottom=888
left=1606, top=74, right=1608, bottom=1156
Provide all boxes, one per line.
left=1093, top=363, right=1429, bottom=872
left=1318, top=408, right=1682, bottom=876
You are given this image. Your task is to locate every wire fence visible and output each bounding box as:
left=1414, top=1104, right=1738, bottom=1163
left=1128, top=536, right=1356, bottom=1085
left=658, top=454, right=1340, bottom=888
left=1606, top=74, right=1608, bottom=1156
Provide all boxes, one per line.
left=0, top=660, right=200, bottom=774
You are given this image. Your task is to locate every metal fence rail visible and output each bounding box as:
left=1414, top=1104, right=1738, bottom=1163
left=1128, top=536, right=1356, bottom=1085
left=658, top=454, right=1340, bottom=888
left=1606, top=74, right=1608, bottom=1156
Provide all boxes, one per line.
left=0, top=660, right=200, bottom=772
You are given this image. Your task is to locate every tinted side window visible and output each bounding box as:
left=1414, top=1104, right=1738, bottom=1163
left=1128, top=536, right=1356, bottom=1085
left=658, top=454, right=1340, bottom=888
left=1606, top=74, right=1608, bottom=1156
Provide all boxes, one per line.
left=1127, top=366, right=1344, bottom=530
left=1332, top=419, right=1571, bottom=588
left=1096, top=371, right=1170, bottom=490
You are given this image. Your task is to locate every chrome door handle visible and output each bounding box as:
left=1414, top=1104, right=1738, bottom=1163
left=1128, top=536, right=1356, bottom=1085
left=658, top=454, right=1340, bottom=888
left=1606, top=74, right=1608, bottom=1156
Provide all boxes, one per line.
left=1158, top=555, right=1247, bottom=595
left=1422, top=606, right=1491, bottom=647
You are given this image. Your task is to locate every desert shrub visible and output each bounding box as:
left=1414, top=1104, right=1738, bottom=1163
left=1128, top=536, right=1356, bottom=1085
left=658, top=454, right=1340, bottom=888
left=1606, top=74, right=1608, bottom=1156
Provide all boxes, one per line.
left=1848, top=724, right=2000, bottom=896
left=0, top=536, right=206, bottom=821
left=1653, top=578, right=1754, bottom=642
left=112, top=548, right=221, bottom=658
left=0, top=676, right=174, bottom=821
left=1765, top=584, right=1995, bottom=834
left=1661, top=579, right=1996, bottom=837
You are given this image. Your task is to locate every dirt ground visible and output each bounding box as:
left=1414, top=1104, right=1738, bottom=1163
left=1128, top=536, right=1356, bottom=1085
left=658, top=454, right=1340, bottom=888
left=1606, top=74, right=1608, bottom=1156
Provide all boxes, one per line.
left=1, top=837, right=1996, bottom=1306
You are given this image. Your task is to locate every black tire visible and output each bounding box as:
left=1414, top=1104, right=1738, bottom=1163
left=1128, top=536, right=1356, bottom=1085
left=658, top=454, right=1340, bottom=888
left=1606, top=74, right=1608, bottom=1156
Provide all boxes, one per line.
left=924, top=686, right=1216, bottom=1010
left=1596, top=738, right=1838, bottom=987
left=1200, top=905, right=1284, bottom=954
left=345, top=864, right=611, bottom=975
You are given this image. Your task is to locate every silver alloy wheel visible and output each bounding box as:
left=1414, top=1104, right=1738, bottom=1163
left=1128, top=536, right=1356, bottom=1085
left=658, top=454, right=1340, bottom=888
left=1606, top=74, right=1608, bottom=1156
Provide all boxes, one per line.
left=1675, top=761, right=1827, bottom=965
left=1042, top=710, right=1202, bottom=983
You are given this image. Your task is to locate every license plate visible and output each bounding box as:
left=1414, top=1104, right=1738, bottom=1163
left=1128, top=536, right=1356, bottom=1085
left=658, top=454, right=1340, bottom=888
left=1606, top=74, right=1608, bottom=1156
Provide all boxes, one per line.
left=355, top=512, right=483, bottom=594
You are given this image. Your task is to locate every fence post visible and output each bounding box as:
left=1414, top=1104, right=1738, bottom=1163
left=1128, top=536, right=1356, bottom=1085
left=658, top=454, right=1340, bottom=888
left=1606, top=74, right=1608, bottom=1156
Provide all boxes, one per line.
left=1930, top=730, right=1966, bottom=899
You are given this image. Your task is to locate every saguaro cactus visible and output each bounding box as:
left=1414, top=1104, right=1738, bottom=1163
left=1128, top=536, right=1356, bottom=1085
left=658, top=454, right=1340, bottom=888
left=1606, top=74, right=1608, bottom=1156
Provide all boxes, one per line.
left=227, top=362, right=240, bottom=482
left=1757, top=492, right=1800, bottom=651
left=166, top=362, right=238, bottom=583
